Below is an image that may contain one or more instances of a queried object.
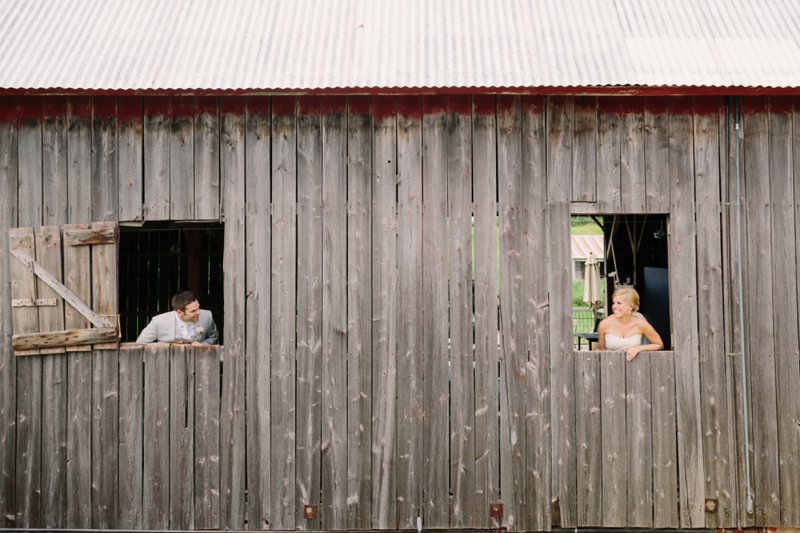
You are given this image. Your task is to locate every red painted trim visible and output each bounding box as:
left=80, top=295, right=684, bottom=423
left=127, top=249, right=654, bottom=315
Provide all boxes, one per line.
left=220, top=95, right=246, bottom=115
left=742, top=95, right=768, bottom=115
left=196, top=95, right=219, bottom=115
left=245, top=95, right=269, bottom=116
left=42, top=96, right=66, bottom=119
left=669, top=95, right=693, bottom=115
left=521, top=94, right=545, bottom=114
left=143, top=95, right=171, bottom=116
left=447, top=94, right=471, bottom=115
left=297, top=95, right=322, bottom=116
left=423, top=95, right=446, bottom=115
left=472, top=94, right=495, bottom=117
left=18, top=96, right=42, bottom=122
left=348, top=95, right=370, bottom=116
left=117, top=95, right=143, bottom=122
left=396, top=95, right=422, bottom=118
left=643, top=95, right=668, bottom=116
left=3, top=85, right=800, bottom=97
left=93, top=95, right=117, bottom=120
left=693, top=96, right=719, bottom=117
left=172, top=95, right=194, bottom=119
left=323, top=95, right=347, bottom=114
left=372, top=95, right=396, bottom=120
left=769, top=94, right=793, bottom=115
left=0, top=96, right=17, bottom=121
left=271, top=95, right=295, bottom=116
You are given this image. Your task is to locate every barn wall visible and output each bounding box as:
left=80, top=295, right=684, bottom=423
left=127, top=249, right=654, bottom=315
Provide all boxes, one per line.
left=0, top=94, right=798, bottom=530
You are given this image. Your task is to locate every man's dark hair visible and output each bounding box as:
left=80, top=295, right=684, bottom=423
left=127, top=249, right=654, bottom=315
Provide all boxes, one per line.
left=172, top=290, right=197, bottom=312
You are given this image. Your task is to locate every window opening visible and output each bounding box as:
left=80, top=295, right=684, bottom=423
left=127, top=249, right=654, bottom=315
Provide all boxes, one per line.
left=118, top=222, right=224, bottom=343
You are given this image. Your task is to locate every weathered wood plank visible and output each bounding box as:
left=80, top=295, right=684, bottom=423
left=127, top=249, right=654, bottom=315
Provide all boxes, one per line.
left=620, top=97, right=646, bottom=213
left=143, top=97, right=171, bottom=220
left=372, top=95, right=397, bottom=529
left=220, top=96, right=247, bottom=529
left=143, top=345, right=170, bottom=529
left=170, top=96, right=195, bottom=220
left=472, top=94, right=498, bottom=529
left=547, top=95, right=576, bottom=527
left=574, top=351, right=602, bottom=526
left=243, top=95, right=271, bottom=529
left=395, top=94, right=423, bottom=529
left=91, top=96, right=119, bottom=222
left=521, top=95, right=551, bottom=532
left=270, top=95, right=297, bottom=530
left=420, top=95, right=449, bottom=529
left=118, top=345, right=144, bottom=529
left=626, top=354, right=653, bottom=527
left=296, top=95, right=323, bottom=530
left=0, top=97, right=18, bottom=527
left=596, top=97, right=621, bottom=212
left=600, top=351, right=627, bottom=527
left=37, top=225, right=66, bottom=527
left=644, top=97, right=670, bottom=213
left=651, top=353, right=679, bottom=527
left=64, top=225, right=116, bottom=246
left=42, top=97, right=68, bottom=226
left=769, top=96, right=800, bottom=526
left=13, top=327, right=117, bottom=350
left=572, top=96, right=596, bottom=203
left=447, top=94, right=475, bottom=528
left=118, top=96, right=143, bottom=222
left=497, top=94, right=527, bottom=531
left=346, top=96, right=373, bottom=528
left=91, top=220, right=118, bottom=348
left=18, top=97, right=43, bottom=226
left=742, top=96, right=780, bottom=526
left=170, top=346, right=195, bottom=529
left=64, top=223, right=92, bottom=527
left=320, top=96, right=347, bottom=529
left=694, top=96, right=737, bottom=528
left=195, top=96, right=220, bottom=219
left=67, top=97, right=93, bottom=224
left=195, top=347, right=221, bottom=529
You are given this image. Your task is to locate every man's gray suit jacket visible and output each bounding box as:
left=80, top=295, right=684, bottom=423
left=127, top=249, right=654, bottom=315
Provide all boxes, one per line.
left=135, top=309, right=219, bottom=344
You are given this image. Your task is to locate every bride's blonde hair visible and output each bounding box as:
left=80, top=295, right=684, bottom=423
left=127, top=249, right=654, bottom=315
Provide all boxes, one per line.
left=612, top=287, right=640, bottom=312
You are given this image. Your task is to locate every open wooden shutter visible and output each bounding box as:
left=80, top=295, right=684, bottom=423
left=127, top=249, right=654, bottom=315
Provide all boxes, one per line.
left=9, top=221, right=119, bottom=355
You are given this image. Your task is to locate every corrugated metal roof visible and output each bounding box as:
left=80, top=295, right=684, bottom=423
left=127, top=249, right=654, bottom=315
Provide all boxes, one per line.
left=2, top=0, right=800, bottom=93
left=571, top=235, right=604, bottom=261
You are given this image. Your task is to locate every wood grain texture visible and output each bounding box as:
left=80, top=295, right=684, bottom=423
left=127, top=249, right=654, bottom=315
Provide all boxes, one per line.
left=446, top=95, right=474, bottom=528
left=620, top=98, right=646, bottom=213
left=596, top=97, right=621, bottom=212
left=651, top=353, right=678, bottom=527
left=91, top=96, right=119, bottom=222
left=90, top=348, right=119, bottom=529
left=118, top=345, right=144, bottom=529
left=220, top=96, right=246, bottom=529
left=395, top=95, right=423, bottom=529
left=117, top=96, right=143, bottom=222
left=243, top=95, right=271, bottom=530
left=644, top=97, right=670, bottom=213
left=170, top=347, right=195, bottom=529
left=420, top=95, right=448, bottom=528
left=768, top=96, right=800, bottom=525
left=472, top=94, right=499, bottom=529
left=67, top=97, right=92, bottom=224
left=742, top=96, right=780, bottom=526
left=547, top=95, right=576, bottom=527
left=668, top=97, right=705, bottom=528
left=346, top=96, right=372, bottom=529
left=195, top=96, right=220, bottom=220
left=321, top=96, right=348, bottom=529
left=270, top=95, right=297, bottom=530
left=574, top=352, right=602, bottom=526
left=143, top=97, right=171, bottom=220
left=143, top=345, right=170, bottom=529
left=600, top=352, right=626, bottom=527
left=694, top=96, right=737, bottom=528
left=169, top=96, right=195, bottom=220
left=521, top=95, right=552, bottom=532
left=626, top=354, right=653, bottom=527
left=572, top=96, right=597, bottom=203
left=295, top=96, right=323, bottom=530
left=0, top=98, right=18, bottom=527
left=195, top=347, right=221, bottom=529
left=42, top=97, right=68, bottom=226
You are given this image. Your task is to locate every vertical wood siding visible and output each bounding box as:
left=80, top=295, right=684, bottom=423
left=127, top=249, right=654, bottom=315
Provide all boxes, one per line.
left=0, top=95, right=798, bottom=531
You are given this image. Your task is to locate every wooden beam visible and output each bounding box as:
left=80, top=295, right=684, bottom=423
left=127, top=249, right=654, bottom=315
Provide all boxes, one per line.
left=10, top=248, right=114, bottom=328
left=63, top=225, right=116, bottom=246
left=12, top=298, right=57, bottom=307
left=13, top=327, right=118, bottom=352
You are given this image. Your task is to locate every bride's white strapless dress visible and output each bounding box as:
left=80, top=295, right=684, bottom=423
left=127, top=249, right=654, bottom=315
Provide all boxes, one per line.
left=605, top=333, right=643, bottom=350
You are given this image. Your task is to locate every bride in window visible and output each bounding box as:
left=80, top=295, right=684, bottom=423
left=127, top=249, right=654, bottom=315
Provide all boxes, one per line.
left=597, top=287, right=664, bottom=361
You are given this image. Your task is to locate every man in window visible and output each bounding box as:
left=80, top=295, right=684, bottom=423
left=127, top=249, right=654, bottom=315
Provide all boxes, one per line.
left=136, top=290, right=219, bottom=345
